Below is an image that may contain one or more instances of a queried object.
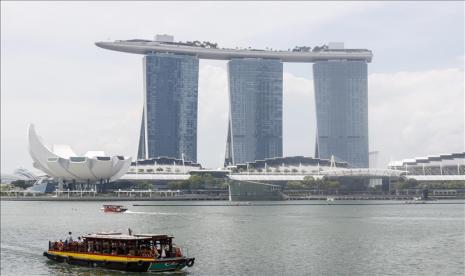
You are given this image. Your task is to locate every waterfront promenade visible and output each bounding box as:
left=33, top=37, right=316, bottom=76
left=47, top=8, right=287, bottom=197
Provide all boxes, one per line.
left=2, top=194, right=463, bottom=201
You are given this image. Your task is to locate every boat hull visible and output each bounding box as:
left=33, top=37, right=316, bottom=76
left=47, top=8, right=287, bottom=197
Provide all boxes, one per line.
left=44, top=251, right=194, bottom=272
left=44, top=251, right=150, bottom=272
left=149, top=258, right=194, bottom=272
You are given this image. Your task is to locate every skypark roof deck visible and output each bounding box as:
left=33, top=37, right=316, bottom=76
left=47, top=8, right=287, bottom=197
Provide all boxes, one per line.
left=95, top=40, right=373, bottom=62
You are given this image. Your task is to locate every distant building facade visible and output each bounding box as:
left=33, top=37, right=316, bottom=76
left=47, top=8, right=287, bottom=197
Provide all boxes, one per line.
left=232, top=156, right=348, bottom=174
left=128, top=157, right=201, bottom=174
left=225, top=58, right=283, bottom=165
left=138, top=53, right=199, bottom=162
left=388, top=152, right=465, bottom=176
left=313, top=60, right=369, bottom=167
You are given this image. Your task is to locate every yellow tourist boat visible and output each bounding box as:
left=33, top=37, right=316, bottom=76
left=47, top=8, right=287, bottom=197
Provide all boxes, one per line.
left=43, top=232, right=195, bottom=272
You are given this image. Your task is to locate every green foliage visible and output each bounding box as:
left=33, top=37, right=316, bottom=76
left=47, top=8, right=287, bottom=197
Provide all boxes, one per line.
left=287, top=181, right=306, bottom=190
left=395, top=180, right=465, bottom=190
left=133, top=181, right=154, bottom=190
left=0, top=184, right=14, bottom=192
left=188, top=175, right=204, bottom=189
left=325, top=180, right=340, bottom=190
left=168, top=181, right=189, bottom=190
left=168, top=174, right=228, bottom=191
left=302, top=176, right=316, bottom=188
left=11, top=180, right=33, bottom=190
left=107, top=180, right=133, bottom=190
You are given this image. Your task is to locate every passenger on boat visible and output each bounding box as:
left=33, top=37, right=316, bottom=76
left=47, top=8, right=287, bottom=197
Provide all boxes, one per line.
left=66, top=232, right=73, bottom=243
left=175, top=246, right=182, bottom=257
left=87, top=241, right=93, bottom=252
left=153, top=247, right=159, bottom=258
left=161, top=246, right=166, bottom=258
left=56, top=240, right=64, bottom=251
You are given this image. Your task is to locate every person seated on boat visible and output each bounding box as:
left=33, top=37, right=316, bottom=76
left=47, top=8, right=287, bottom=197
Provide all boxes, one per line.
left=143, top=247, right=153, bottom=257
left=116, top=243, right=125, bottom=255
left=57, top=240, right=64, bottom=251
left=140, top=247, right=148, bottom=257
left=152, top=247, right=159, bottom=258
left=111, top=241, right=117, bottom=251
left=174, top=246, right=182, bottom=257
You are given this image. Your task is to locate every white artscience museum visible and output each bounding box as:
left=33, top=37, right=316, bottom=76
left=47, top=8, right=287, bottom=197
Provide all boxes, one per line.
left=28, top=124, right=132, bottom=187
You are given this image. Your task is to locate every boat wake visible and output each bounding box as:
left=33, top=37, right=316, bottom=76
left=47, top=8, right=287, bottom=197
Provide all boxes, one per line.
left=124, top=210, right=177, bottom=216
left=1, top=243, right=43, bottom=257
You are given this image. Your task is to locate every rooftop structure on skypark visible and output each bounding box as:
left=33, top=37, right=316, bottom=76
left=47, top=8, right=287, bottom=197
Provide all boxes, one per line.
left=95, top=38, right=372, bottom=62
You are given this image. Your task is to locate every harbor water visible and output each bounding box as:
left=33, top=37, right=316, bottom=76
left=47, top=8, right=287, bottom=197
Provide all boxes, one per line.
left=1, top=200, right=464, bottom=275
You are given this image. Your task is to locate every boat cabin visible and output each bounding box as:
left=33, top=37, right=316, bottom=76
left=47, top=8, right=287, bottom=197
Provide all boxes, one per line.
left=49, top=233, right=179, bottom=258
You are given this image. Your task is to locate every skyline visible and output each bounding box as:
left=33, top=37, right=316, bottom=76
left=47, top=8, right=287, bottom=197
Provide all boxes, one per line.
left=1, top=1, right=464, bottom=173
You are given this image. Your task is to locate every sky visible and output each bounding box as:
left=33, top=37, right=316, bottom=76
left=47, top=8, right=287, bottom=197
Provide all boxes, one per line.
left=1, top=1, right=464, bottom=174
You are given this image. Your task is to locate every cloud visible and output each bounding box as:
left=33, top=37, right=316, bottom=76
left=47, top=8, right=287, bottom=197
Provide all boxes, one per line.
left=1, top=2, right=379, bottom=48
left=368, top=68, right=464, bottom=166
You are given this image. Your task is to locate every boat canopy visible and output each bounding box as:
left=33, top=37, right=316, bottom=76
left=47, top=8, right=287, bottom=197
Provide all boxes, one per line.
left=83, top=234, right=152, bottom=241
left=134, top=234, right=172, bottom=239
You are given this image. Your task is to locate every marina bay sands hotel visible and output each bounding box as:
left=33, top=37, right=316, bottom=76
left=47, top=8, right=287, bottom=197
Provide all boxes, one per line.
left=96, top=35, right=372, bottom=168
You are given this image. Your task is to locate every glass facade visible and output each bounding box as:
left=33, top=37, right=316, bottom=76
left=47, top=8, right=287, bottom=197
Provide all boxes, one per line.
left=313, top=60, right=369, bottom=168
left=137, top=53, right=199, bottom=162
left=225, top=58, right=283, bottom=165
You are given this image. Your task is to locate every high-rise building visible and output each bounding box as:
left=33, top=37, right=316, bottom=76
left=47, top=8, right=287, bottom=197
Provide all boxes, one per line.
left=225, top=58, right=283, bottom=165
left=313, top=60, right=369, bottom=167
left=96, top=38, right=372, bottom=167
left=137, top=53, right=199, bottom=162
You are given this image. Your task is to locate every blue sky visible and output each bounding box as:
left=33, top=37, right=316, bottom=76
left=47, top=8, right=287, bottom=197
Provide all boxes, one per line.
left=1, top=1, right=463, bottom=173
